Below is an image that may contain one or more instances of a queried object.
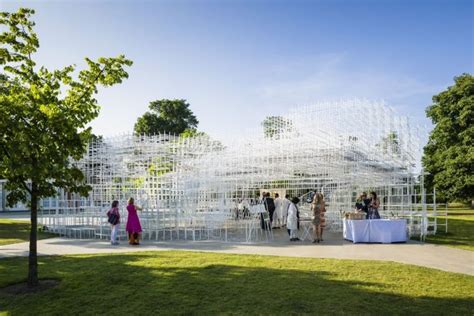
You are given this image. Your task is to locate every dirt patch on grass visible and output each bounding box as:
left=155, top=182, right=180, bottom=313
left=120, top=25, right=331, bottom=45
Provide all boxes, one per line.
left=0, top=279, right=59, bottom=295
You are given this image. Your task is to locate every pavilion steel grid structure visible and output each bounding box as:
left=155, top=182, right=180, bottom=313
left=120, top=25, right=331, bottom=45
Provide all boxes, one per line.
left=39, top=99, right=436, bottom=242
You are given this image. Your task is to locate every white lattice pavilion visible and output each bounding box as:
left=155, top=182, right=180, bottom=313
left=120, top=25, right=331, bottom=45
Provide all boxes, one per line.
left=39, top=100, right=438, bottom=242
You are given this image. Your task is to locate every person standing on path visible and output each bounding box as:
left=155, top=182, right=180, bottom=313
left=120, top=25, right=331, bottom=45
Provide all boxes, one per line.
left=107, top=200, right=120, bottom=245
left=311, top=193, right=326, bottom=243
left=126, top=197, right=142, bottom=245
left=281, top=194, right=291, bottom=227
left=273, top=193, right=282, bottom=228
left=264, top=192, right=276, bottom=229
left=287, top=197, right=300, bottom=241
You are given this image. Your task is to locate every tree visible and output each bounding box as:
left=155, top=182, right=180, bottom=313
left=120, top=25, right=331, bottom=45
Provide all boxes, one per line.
left=422, top=73, right=473, bottom=203
left=0, top=8, right=132, bottom=286
left=134, top=99, right=198, bottom=136
left=179, top=128, right=207, bottom=139
left=179, top=128, right=224, bottom=150
left=262, top=116, right=294, bottom=139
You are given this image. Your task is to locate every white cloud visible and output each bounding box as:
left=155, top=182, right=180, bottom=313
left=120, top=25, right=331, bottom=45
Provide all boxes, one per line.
left=258, top=53, right=442, bottom=113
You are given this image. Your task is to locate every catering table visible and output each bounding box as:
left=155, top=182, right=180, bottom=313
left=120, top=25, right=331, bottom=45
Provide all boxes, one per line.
left=343, top=219, right=407, bottom=243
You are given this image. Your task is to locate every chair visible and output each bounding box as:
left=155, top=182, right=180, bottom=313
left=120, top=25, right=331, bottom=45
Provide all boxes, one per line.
left=260, top=211, right=273, bottom=242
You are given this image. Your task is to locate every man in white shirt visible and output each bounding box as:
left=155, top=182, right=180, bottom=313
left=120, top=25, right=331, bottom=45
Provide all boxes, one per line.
left=273, top=193, right=282, bottom=228
left=280, top=194, right=291, bottom=227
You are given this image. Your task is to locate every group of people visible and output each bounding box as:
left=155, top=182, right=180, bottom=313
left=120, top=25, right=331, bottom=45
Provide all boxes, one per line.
left=106, top=197, right=142, bottom=246
left=260, top=192, right=291, bottom=229
left=106, top=190, right=378, bottom=246
left=262, top=191, right=327, bottom=244
left=354, top=191, right=381, bottom=219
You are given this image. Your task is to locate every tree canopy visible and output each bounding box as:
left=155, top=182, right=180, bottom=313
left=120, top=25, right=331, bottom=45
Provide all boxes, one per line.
left=134, top=99, right=198, bottom=136
left=422, top=73, right=473, bottom=202
left=0, top=8, right=132, bottom=285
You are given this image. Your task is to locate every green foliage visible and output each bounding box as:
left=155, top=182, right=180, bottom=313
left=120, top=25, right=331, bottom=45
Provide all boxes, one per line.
left=422, top=73, right=474, bottom=202
left=134, top=99, right=198, bottom=136
left=0, top=8, right=132, bottom=207
left=148, top=160, right=173, bottom=177
left=0, top=251, right=473, bottom=314
left=179, top=129, right=225, bottom=151
left=179, top=128, right=206, bottom=139
left=269, top=179, right=289, bottom=189
left=262, top=116, right=294, bottom=139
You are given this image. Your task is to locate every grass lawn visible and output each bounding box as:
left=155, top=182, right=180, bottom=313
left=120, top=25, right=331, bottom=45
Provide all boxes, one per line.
left=424, top=207, right=474, bottom=251
left=0, top=251, right=473, bottom=315
left=0, top=219, right=56, bottom=246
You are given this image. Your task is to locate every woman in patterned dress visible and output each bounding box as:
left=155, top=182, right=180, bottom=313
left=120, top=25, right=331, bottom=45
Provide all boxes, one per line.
left=311, top=193, right=326, bottom=243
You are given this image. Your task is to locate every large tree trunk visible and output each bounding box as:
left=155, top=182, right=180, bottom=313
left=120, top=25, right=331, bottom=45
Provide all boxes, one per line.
left=27, top=183, right=38, bottom=287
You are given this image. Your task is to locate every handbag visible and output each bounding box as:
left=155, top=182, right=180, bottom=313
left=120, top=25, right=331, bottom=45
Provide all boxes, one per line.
left=108, top=212, right=119, bottom=225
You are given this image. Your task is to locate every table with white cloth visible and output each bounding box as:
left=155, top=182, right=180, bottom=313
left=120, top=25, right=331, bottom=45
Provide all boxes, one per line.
left=343, top=219, right=407, bottom=243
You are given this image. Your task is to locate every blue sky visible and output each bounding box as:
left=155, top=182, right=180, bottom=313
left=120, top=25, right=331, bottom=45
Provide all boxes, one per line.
left=2, top=0, right=473, bottom=140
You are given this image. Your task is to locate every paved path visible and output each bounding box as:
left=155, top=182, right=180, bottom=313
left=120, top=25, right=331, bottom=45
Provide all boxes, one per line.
left=1, top=236, right=473, bottom=275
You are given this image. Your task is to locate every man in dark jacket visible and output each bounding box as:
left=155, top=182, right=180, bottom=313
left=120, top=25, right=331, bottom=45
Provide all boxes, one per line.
left=263, top=192, right=276, bottom=230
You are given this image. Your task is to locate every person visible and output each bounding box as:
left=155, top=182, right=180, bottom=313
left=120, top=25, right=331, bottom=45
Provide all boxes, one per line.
left=281, top=194, right=291, bottom=227
left=126, top=197, right=143, bottom=245
left=287, top=197, right=300, bottom=241
left=362, top=192, right=371, bottom=218
left=306, top=190, right=315, bottom=204
left=355, top=192, right=371, bottom=219
left=235, top=199, right=242, bottom=219
left=273, top=193, right=282, bottom=228
left=250, top=193, right=260, bottom=206
left=242, top=198, right=250, bottom=219
left=261, top=192, right=266, bottom=204
left=368, top=191, right=381, bottom=219
left=355, top=193, right=364, bottom=211
left=259, top=192, right=266, bottom=229
left=237, top=199, right=244, bottom=219
left=107, top=200, right=120, bottom=245
left=355, top=192, right=370, bottom=218
left=311, top=193, right=326, bottom=243
left=263, top=192, right=275, bottom=229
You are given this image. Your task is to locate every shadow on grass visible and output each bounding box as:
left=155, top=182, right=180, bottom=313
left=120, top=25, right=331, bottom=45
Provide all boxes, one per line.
left=0, top=252, right=473, bottom=315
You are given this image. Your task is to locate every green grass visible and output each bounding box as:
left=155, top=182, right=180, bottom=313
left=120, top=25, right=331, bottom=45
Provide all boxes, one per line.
left=0, top=219, right=56, bottom=246
left=447, top=207, right=474, bottom=215
left=424, top=207, right=474, bottom=251
left=0, top=251, right=473, bottom=315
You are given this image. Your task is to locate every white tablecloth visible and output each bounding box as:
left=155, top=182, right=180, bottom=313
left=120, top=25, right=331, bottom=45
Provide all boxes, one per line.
left=343, top=219, right=407, bottom=243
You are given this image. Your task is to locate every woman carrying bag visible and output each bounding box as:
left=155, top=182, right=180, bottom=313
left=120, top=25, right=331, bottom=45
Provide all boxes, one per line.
left=107, top=200, right=120, bottom=245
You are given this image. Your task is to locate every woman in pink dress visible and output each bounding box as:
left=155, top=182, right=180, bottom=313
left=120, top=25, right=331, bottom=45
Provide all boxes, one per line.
left=126, top=197, right=142, bottom=245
